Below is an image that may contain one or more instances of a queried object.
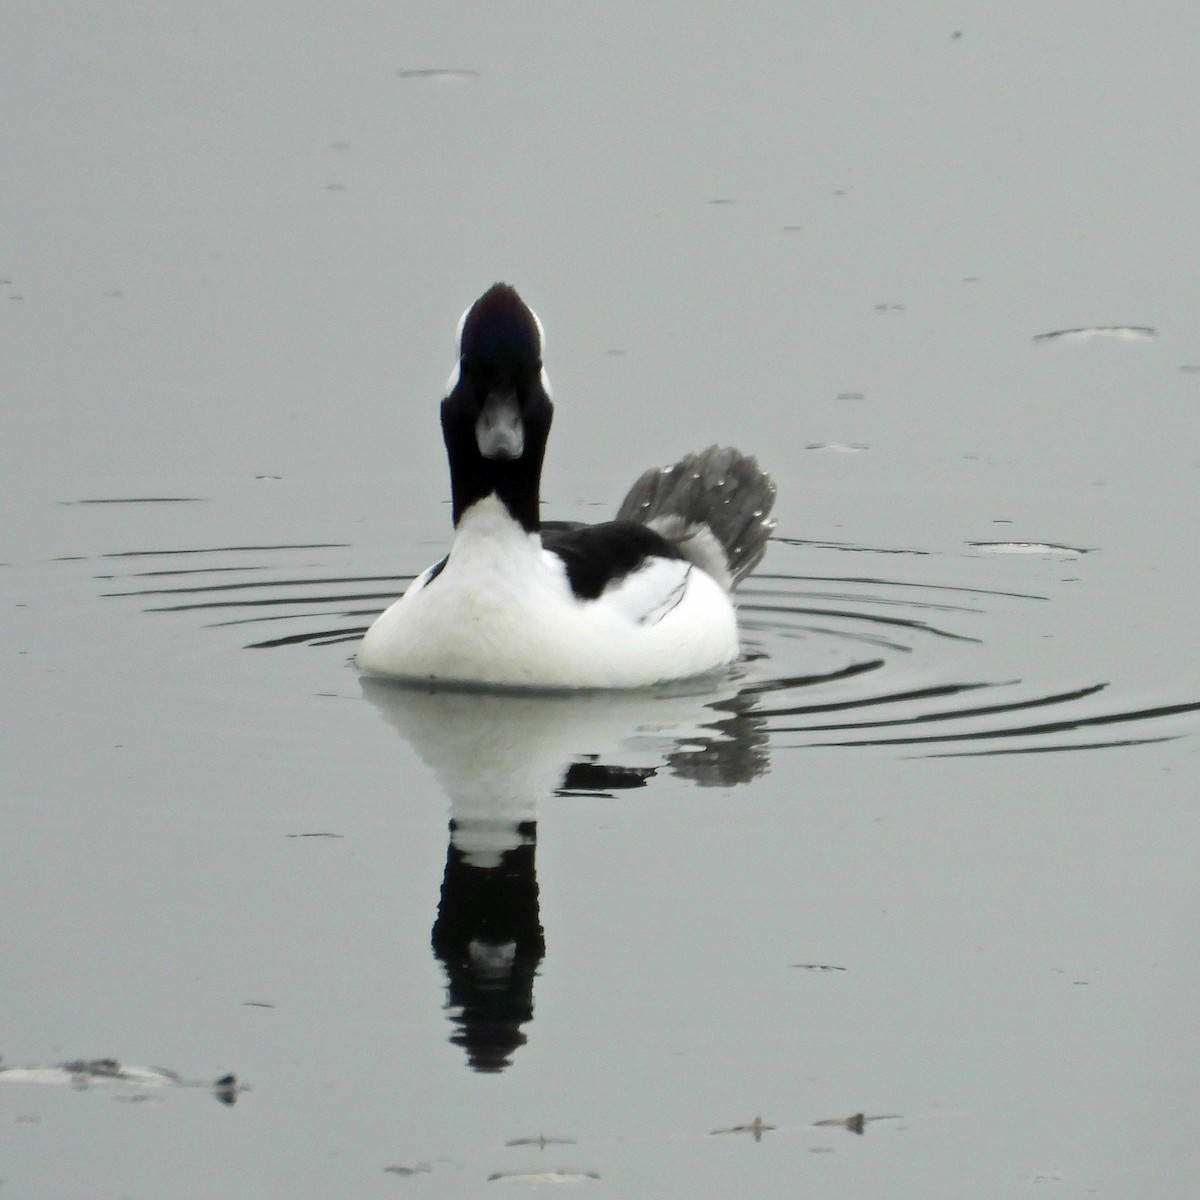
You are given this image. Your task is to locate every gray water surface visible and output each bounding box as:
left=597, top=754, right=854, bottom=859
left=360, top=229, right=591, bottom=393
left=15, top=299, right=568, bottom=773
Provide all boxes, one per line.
left=4, top=4, right=1200, bottom=1198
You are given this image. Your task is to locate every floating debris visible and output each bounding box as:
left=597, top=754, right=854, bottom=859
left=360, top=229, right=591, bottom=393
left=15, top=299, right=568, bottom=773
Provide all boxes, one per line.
left=242, top=1001, right=276, bottom=1008
left=488, top=1169, right=599, bottom=1183
left=814, top=1112, right=865, bottom=1134
left=1033, top=325, right=1156, bottom=342
left=805, top=442, right=868, bottom=453
left=61, top=497, right=205, bottom=505
left=384, top=1163, right=432, bottom=1176
left=812, top=1112, right=902, bottom=1134
left=968, top=541, right=1092, bottom=556
left=286, top=832, right=344, bottom=838
left=0, top=1059, right=242, bottom=1106
left=791, top=963, right=847, bottom=971
left=398, top=68, right=480, bottom=81
left=710, top=1115, right=775, bottom=1142
left=505, top=1135, right=577, bottom=1149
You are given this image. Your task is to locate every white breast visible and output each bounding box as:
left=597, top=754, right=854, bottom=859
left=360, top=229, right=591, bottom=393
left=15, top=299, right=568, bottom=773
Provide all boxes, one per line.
left=356, top=496, right=738, bottom=689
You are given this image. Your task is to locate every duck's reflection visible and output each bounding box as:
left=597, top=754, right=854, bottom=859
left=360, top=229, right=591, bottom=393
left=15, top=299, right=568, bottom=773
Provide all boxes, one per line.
left=360, top=676, right=768, bottom=1072
left=431, top=814, right=542, bottom=1073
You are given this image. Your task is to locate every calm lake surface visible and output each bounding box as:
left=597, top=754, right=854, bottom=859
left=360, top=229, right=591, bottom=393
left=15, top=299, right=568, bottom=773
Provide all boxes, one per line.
left=4, top=4, right=1200, bottom=1197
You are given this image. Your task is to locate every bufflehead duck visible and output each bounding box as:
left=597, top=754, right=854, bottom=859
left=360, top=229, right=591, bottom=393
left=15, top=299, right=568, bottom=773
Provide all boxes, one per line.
left=356, top=283, right=776, bottom=689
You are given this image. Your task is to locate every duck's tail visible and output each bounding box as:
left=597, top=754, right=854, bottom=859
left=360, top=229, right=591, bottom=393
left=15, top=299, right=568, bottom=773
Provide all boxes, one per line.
left=616, top=445, right=776, bottom=590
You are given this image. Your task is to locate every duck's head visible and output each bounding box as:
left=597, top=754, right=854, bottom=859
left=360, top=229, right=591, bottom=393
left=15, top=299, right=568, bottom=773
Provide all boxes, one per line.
left=441, top=284, right=553, bottom=531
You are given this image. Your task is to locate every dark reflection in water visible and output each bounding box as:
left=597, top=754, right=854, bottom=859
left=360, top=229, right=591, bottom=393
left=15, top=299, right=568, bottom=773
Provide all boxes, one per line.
left=361, top=677, right=784, bottom=1070
left=431, top=819, right=542, bottom=1073
left=381, top=686, right=548, bottom=1072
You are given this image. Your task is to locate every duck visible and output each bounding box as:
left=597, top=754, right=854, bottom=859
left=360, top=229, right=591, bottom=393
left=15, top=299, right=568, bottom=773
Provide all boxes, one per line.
left=356, top=283, right=776, bottom=689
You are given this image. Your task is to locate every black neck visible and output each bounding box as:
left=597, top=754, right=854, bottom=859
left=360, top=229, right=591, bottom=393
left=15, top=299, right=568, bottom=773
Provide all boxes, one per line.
left=441, top=399, right=551, bottom=533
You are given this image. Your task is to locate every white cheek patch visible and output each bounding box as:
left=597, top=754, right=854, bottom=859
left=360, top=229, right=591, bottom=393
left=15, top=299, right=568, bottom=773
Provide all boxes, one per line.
left=445, top=359, right=461, bottom=393
left=530, top=305, right=551, bottom=396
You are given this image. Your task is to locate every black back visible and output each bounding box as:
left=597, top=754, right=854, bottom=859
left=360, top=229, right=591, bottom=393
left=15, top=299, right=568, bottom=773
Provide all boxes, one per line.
left=542, top=520, right=681, bottom=600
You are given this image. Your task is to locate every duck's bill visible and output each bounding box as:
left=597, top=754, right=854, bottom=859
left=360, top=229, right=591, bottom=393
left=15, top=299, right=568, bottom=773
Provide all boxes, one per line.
left=476, top=390, right=525, bottom=460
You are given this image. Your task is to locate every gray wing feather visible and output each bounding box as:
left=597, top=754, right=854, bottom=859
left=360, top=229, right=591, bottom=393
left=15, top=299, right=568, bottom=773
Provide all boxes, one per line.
left=615, top=446, right=776, bottom=589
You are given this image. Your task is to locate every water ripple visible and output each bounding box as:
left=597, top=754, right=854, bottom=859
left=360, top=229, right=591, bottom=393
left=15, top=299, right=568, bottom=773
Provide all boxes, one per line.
left=90, top=534, right=1199, bottom=764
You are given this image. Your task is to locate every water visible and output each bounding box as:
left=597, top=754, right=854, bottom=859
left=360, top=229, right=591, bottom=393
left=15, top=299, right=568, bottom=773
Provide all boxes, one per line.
left=4, top=4, right=1200, bottom=1197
